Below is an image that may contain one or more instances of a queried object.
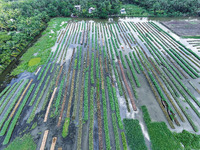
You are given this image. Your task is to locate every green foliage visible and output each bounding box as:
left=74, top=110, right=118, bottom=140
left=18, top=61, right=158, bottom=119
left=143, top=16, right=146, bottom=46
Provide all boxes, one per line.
left=106, top=77, right=115, bottom=111
left=28, top=57, right=41, bottom=67
left=4, top=134, right=36, bottom=149
left=112, top=87, right=123, bottom=129
left=111, top=113, right=120, bottom=150
left=129, top=52, right=140, bottom=73
left=141, top=105, right=183, bottom=150
left=27, top=76, right=50, bottom=123
left=126, top=71, right=138, bottom=99
left=90, top=53, right=95, bottom=84
left=121, top=132, right=128, bottom=150
left=123, top=119, right=147, bottom=150
left=11, top=18, right=70, bottom=75
left=120, top=4, right=150, bottom=16
left=0, top=81, right=22, bottom=115
left=120, top=51, right=127, bottom=69
left=0, top=85, right=10, bottom=98
left=54, top=75, right=65, bottom=116
left=2, top=83, right=35, bottom=145
left=84, top=71, right=89, bottom=121
left=62, top=117, right=70, bottom=138
left=125, top=55, right=141, bottom=87
left=174, top=130, right=200, bottom=150
left=0, top=79, right=28, bottom=130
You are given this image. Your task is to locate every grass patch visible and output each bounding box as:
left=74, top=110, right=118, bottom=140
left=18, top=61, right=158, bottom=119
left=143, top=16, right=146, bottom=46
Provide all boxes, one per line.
left=31, top=122, right=37, bottom=130
left=28, top=57, right=41, bottom=66
left=120, top=4, right=151, bottom=17
left=11, top=17, right=70, bottom=75
left=5, top=134, right=36, bottom=150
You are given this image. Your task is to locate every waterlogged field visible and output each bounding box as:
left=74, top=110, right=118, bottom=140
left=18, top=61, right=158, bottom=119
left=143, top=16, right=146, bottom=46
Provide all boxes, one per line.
left=0, top=18, right=200, bottom=150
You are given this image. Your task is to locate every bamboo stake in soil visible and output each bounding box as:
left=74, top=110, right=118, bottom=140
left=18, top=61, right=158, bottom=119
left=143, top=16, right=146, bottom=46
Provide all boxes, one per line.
left=44, top=87, right=57, bottom=122
left=40, top=130, right=49, bottom=150
left=50, top=137, right=57, bottom=150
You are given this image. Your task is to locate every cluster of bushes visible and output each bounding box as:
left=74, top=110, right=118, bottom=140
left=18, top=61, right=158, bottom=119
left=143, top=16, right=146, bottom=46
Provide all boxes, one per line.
left=123, top=119, right=147, bottom=150
left=141, top=105, right=183, bottom=150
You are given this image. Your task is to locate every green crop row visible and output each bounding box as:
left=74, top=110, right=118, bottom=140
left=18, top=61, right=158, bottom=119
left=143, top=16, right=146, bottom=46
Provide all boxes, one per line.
left=101, top=89, right=111, bottom=150
left=126, top=71, right=138, bottom=99
left=27, top=76, right=50, bottom=123
left=120, top=51, right=127, bottom=69
left=106, top=77, right=115, bottom=111
left=129, top=52, right=140, bottom=74
left=0, top=83, right=17, bottom=107
left=89, top=87, right=95, bottom=150
left=84, top=71, right=89, bottom=121
left=29, top=63, right=51, bottom=106
left=54, top=75, right=65, bottom=116
left=163, top=68, right=200, bottom=118
left=52, top=44, right=60, bottom=61
left=0, top=85, right=10, bottom=98
left=112, top=61, right=123, bottom=96
left=90, top=53, right=95, bottom=84
left=2, top=83, right=35, bottom=145
left=0, top=83, right=35, bottom=136
left=125, top=55, right=141, bottom=87
left=0, top=81, right=23, bottom=115
left=42, top=65, right=59, bottom=110
left=111, top=37, right=119, bottom=57
left=121, top=132, right=128, bottom=150
left=0, top=79, right=29, bottom=130
left=112, top=86, right=123, bottom=129
left=169, top=48, right=199, bottom=77
left=123, top=119, right=147, bottom=150
left=111, top=113, right=120, bottom=150
left=148, top=71, right=174, bottom=118
left=108, top=39, right=115, bottom=60
left=132, top=50, right=144, bottom=71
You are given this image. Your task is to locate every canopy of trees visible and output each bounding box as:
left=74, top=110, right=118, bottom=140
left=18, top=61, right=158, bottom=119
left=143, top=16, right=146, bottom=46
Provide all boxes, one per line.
left=122, top=0, right=200, bottom=16
left=0, top=0, right=120, bottom=74
left=0, top=0, right=200, bottom=74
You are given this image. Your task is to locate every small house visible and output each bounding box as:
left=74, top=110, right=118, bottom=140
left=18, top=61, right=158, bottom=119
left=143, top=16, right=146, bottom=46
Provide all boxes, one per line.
left=120, top=8, right=126, bottom=14
left=89, top=7, right=95, bottom=14
left=75, top=5, right=81, bottom=11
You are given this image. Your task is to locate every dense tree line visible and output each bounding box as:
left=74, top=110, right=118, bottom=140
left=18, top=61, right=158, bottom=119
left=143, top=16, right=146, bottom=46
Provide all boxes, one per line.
left=122, top=0, right=200, bottom=16
left=0, top=0, right=120, bottom=74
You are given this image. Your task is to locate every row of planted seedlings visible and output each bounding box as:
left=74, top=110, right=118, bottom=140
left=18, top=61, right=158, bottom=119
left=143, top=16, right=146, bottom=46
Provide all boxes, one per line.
left=139, top=22, right=200, bottom=79
left=104, top=25, right=130, bottom=149
left=139, top=26, right=200, bottom=109
left=150, top=22, right=200, bottom=61
left=62, top=48, right=77, bottom=137
left=104, top=22, right=131, bottom=112
left=149, top=22, right=200, bottom=69
left=100, top=31, right=128, bottom=150
left=134, top=25, right=200, bottom=130
left=138, top=46, right=185, bottom=124
left=0, top=79, right=31, bottom=143
left=134, top=48, right=175, bottom=128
